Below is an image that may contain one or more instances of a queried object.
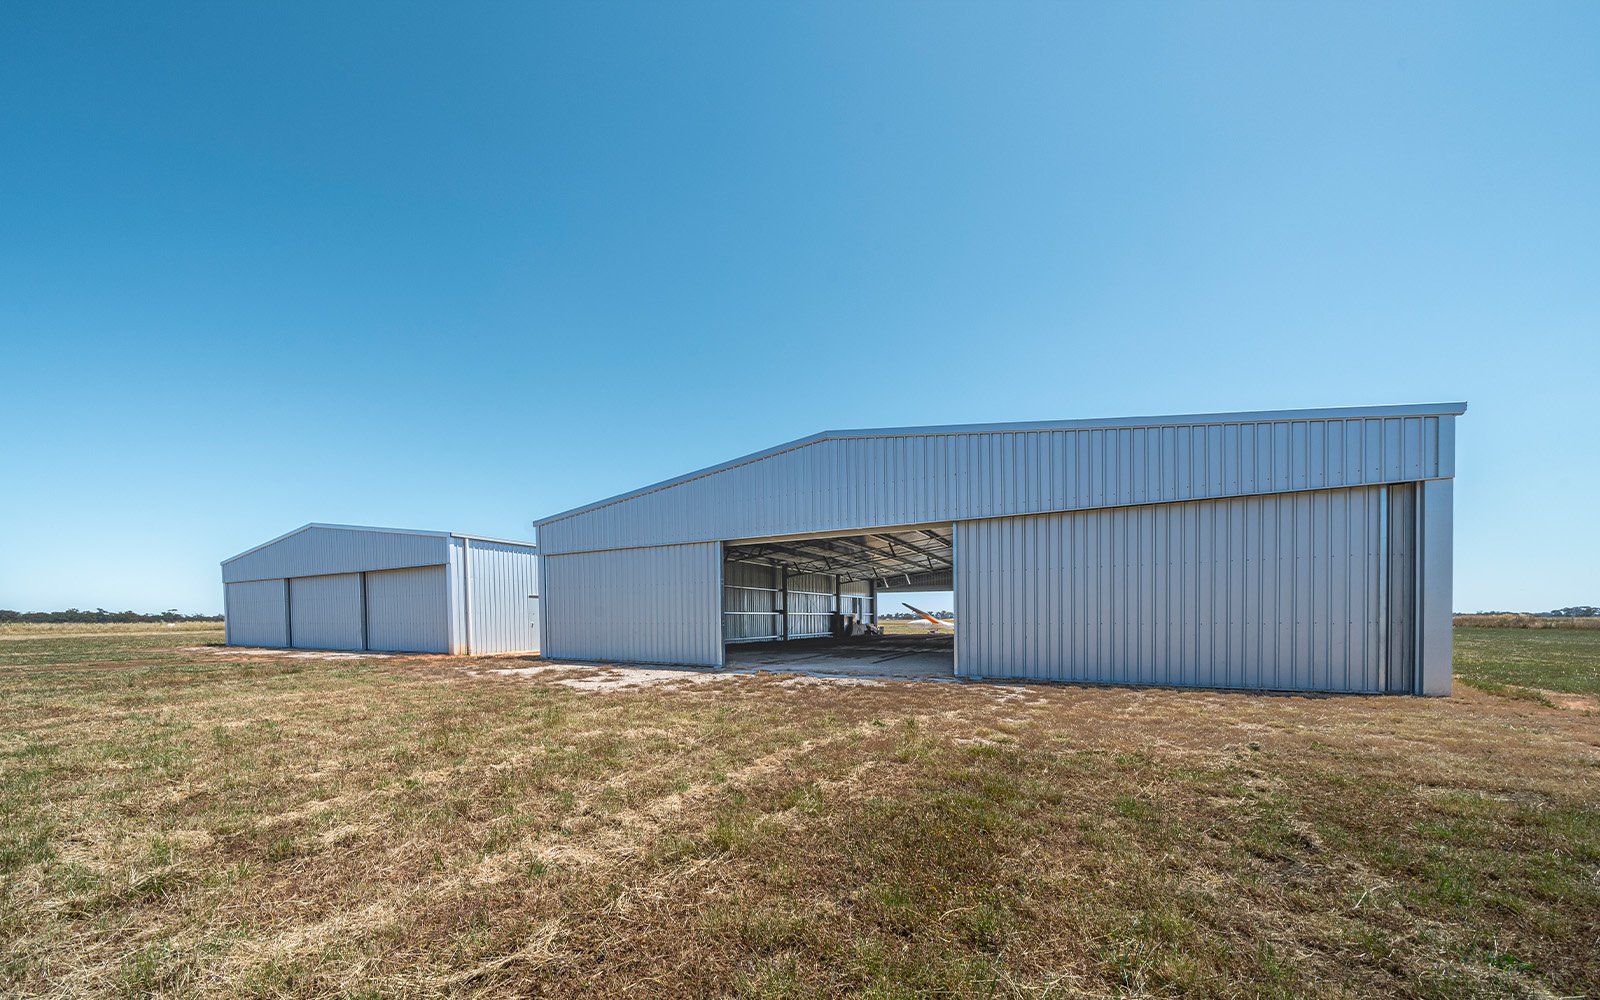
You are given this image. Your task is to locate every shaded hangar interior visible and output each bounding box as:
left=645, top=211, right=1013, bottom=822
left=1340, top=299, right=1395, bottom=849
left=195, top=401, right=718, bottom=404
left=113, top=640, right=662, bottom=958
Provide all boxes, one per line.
left=723, top=526, right=954, bottom=642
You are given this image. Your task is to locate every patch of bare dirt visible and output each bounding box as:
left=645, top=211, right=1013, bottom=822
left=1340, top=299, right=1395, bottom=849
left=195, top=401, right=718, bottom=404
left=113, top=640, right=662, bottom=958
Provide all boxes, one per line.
left=1547, top=691, right=1600, bottom=712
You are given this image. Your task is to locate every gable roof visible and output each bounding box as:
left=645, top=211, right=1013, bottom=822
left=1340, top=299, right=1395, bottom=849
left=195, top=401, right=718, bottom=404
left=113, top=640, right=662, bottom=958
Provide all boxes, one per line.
left=533, top=402, right=1467, bottom=531
left=223, top=522, right=534, bottom=565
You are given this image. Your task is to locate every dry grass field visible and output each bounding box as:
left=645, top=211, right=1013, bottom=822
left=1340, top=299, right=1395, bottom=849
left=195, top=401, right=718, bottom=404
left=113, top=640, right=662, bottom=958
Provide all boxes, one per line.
left=2, top=624, right=1598, bottom=999
left=877, top=619, right=956, bottom=637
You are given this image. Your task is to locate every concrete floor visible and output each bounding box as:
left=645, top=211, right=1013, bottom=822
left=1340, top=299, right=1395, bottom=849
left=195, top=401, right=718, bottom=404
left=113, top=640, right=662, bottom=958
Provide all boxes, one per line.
left=723, top=634, right=956, bottom=681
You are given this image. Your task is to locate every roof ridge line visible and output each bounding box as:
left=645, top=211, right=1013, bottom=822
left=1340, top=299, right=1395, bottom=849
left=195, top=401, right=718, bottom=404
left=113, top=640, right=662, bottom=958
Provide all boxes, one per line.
left=223, top=523, right=534, bottom=565
left=531, top=401, right=1467, bottom=530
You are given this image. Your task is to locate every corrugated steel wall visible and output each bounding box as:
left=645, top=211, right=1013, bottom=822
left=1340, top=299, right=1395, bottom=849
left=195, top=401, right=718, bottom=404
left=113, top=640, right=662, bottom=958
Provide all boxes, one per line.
left=841, top=580, right=875, bottom=624
left=541, top=542, right=723, bottom=666
left=1386, top=485, right=1418, bottom=693
left=225, top=526, right=449, bottom=583
left=456, top=539, right=540, bottom=654
left=720, top=564, right=879, bottom=641
left=223, top=580, right=288, bottom=647
left=724, top=560, right=781, bottom=642
left=786, top=571, right=837, bottom=638
left=366, top=566, right=450, bottom=653
left=288, top=574, right=364, bottom=651
left=539, top=412, right=1457, bottom=556
left=719, top=565, right=879, bottom=642
left=955, top=486, right=1410, bottom=692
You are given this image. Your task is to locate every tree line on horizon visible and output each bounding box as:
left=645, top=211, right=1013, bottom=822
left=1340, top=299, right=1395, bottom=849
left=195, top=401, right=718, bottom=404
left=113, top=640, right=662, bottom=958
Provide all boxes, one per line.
left=1467, top=606, right=1598, bottom=618
left=0, top=609, right=223, bottom=624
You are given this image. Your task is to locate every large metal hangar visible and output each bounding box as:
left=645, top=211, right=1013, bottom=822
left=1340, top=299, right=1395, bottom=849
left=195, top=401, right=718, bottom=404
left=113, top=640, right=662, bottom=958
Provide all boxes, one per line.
left=534, top=402, right=1464, bottom=695
left=222, top=524, right=539, bottom=655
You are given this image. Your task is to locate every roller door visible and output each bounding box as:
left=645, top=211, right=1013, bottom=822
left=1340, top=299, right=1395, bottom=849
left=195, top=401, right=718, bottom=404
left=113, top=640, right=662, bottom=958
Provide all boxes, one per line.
left=366, top=565, right=449, bottom=653
left=288, top=573, right=364, bottom=651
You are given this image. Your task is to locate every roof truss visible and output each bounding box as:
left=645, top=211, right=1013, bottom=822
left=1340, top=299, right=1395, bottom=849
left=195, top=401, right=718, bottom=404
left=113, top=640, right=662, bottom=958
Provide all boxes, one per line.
left=725, top=527, right=954, bottom=585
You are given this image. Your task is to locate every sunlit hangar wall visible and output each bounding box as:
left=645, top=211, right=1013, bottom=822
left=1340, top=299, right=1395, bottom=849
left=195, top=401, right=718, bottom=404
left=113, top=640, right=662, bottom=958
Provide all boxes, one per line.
left=533, top=402, right=1463, bottom=693
left=539, top=542, right=723, bottom=666
left=954, top=482, right=1450, bottom=693
left=222, top=524, right=540, bottom=655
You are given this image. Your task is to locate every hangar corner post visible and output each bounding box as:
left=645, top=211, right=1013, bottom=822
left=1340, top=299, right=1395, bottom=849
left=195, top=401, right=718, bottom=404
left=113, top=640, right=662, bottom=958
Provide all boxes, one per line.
left=1417, top=479, right=1454, bottom=696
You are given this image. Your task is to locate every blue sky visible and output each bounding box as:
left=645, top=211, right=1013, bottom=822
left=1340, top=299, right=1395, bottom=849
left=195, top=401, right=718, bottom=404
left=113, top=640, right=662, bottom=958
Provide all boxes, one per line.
left=1, top=2, right=1595, bottom=615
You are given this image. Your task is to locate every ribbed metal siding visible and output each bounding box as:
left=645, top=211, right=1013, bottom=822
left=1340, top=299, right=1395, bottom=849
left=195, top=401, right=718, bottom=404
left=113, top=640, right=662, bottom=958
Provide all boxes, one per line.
left=720, top=567, right=876, bottom=640
left=224, top=580, right=289, bottom=647
left=724, top=561, right=781, bottom=642
left=463, top=541, right=540, bottom=654
left=539, top=413, right=1456, bottom=555
left=841, top=580, right=875, bottom=624
left=365, top=566, right=449, bottom=653
left=1386, top=485, right=1418, bottom=693
left=225, top=526, right=449, bottom=583
left=786, top=572, right=837, bottom=639
left=955, top=486, right=1400, bottom=692
left=541, top=543, right=723, bottom=667
left=288, top=574, right=364, bottom=651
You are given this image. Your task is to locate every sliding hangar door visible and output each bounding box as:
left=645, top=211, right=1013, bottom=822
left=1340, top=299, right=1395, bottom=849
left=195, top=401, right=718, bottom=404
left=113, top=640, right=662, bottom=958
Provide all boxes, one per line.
left=955, top=483, right=1438, bottom=692
left=534, top=403, right=1462, bottom=694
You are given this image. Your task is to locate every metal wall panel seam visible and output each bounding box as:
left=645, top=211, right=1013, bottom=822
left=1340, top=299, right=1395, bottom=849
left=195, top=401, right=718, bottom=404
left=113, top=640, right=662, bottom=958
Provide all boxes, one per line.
left=1378, top=487, right=1390, bottom=690
left=1413, top=486, right=1424, bottom=694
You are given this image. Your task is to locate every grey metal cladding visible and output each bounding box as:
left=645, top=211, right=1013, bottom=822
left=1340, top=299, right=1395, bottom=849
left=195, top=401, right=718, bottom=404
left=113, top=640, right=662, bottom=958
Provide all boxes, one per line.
left=785, top=571, right=837, bottom=639
left=223, top=580, right=289, bottom=648
left=954, top=486, right=1400, bottom=692
left=223, top=525, right=451, bottom=583
left=535, top=404, right=1463, bottom=556
left=288, top=574, right=365, bottom=651
left=723, top=561, right=781, bottom=642
left=721, top=564, right=879, bottom=643
left=463, top=539, right=541, bottom=654
left=1385, top=485, right=1418, bottom=693
left=365, top=566, right=451, bottom=653
left=540, top=542, right=723, bottom=667
left=1417, top=480, right=1455, bottom=695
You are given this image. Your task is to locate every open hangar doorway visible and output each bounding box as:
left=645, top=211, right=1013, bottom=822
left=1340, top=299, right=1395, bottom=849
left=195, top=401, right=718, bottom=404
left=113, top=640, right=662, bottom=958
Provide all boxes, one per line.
left=720, top=525, right=956, bottom=679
